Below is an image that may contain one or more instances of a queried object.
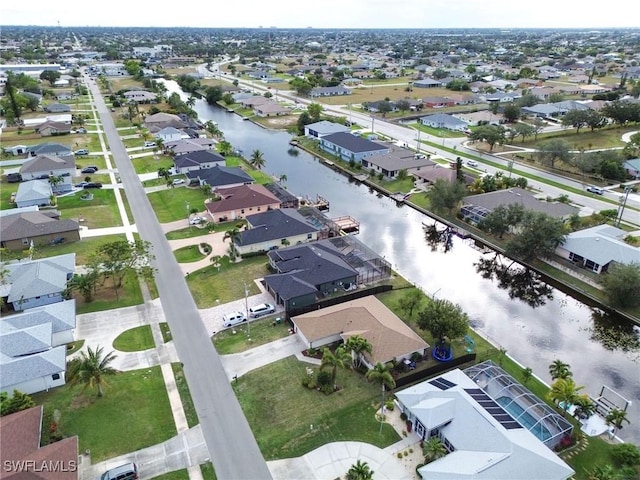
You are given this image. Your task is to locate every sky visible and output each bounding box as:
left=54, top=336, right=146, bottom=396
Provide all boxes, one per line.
left=2, top=0, right=639, bottom=29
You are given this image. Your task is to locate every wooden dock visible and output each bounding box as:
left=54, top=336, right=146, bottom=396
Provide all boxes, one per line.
left=333, top=215, right=360, bottom=234
left=300, top=194, right=330, bottom=211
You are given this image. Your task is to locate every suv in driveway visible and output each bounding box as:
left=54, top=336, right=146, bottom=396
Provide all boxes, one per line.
left=75, top=149, right=89, bottom=156
left=249, top=303, right=275, bottom=318
left=81, top=166, right=98, bottom=174
left=222, top=311, right=246, bottom=328
left=586, top=186, right=604, bottom=195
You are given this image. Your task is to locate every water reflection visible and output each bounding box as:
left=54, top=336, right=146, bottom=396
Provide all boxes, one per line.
left=589, top=310, right=640, bottom=354
left=474, top=252, right=554, bottom=308
left=423, top=222, right=454, bottom=253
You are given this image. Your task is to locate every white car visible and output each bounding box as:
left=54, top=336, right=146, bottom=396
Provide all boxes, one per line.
left=249, top=303, right=275, bottom=318
left=189, top=216, right=203, bottom=225
left=222, top=311, right=246, bottom=328
left=172, top=178, right=185, bottom=185
left=466, top=160, right=478, bottom=167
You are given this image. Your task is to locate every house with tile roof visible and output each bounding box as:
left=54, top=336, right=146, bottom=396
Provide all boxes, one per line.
left=144, top=112, right=188, bottom=133
left=555, top=225, right=640, bottom=274
left=0, top=211, right=79, bottom=251
left=0, top=406, right=78, bottom=479
left=362, top=147, right=437, bottom=180
left=292, top=295, right=428, bottom=368
left=396, top=369, right=574, bottom=480
left=2, top=254, right=75, bottom=312
left=319, top=132, right=389, bottom=163
left=234, top=208, right=321, bottom=255
left=35, top=121, right=72, bottom=137
left=205, top=184, right=280, bottom=224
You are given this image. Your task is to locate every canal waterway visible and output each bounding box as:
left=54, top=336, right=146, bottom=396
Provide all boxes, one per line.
left=166, top=81, right=640, bottom=444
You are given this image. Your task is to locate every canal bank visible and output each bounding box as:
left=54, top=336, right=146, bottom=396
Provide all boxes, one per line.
left=288, top=139, right=640, bottom=327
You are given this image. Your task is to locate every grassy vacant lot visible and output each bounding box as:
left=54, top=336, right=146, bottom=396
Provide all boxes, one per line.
left=171, top=363, right=199, bottom=428
left=224, top=156, right=275, bottom=184
left=131, top=155, right=174, bottom=175
left=113, top=325, right=156, bottom=352
left=56, top=189, right=122, bottom=228
left=517, top=125, right=637, bottom=150
left=187, top=255, right=268, bottom=308
left=213, top=317, right=290, bottom=353
left=147, top=188, right=210, bottom=223
left=174, top=245, right=206, bottom=263
left=234, top=356, right=400, bottom=460
left=33, top=366, right=175, bottom=463
left=34, top=234, right=127, bottom=265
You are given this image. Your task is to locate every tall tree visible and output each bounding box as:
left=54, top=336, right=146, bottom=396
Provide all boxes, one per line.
left=365, top=362, right=396, bottom=432
left=0, top=390, right=35, bottom=416
left=320, top=346, right=351, bottom=383
left=416, top=298, right=469, bottom=345
left=537, top=139, right=572, bottom=168
left=605, top=408, right=630, bottom=436
left=549, top=359, right=572, bottom=380
left=217, top=140, right=234, bottom=156
left=67, top=346, right=118, bottom=397
left=426, top=179, right=468, bottom=215
left=548, top=377, right=584, bottom=417
left=346, top=460, right=374, bottom=480
left=344, top=336, right=373, bottom=369
left=600, top=262, right=640, bottom=309
left=249, top=149, right=266, bottom=170
left=307, top=103, right=323, bottom=120
left=505, top=212, right=567, bottom=262
left=397, top=288, right=424, bottom=318
left=67, top=272, right=99, bottom=303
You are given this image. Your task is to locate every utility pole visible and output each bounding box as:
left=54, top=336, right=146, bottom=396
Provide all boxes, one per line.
left=416, top=126, right=422, bottom=153
left=615, top=187, right=633, bottom=227
left=244, top=282, right=250, bottom=337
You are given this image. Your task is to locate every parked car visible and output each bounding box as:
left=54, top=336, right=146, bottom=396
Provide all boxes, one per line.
left=6, top=173, right=22, bottom=183
left=74, top=149, right=89, bottom=155
left=81, top=166, right=98, bottom=174
left=83, top=182, right=103, bottom=189
left=144, top=141, right=157, bottom=147
left=222, top=311, right=246, bottom=328
left=71, top=128, right=87, bottom=134
left=101, top=463, right=138, bottom=480
left=172, top=178, right=185, bottom=185
left=249, top=303, right=275, bottom=318
left=586, top=186, right=604, bottom=195
left=466, top=160, right=478, bottom=167
left=189, top=216, right=203, bottom=225
left=75, top=182, right=89, bottom=188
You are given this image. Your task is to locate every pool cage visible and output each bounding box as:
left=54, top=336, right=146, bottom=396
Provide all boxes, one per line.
left=463, top=361, right=573, bottom=449
left=324, top=236, right=392, bottom=285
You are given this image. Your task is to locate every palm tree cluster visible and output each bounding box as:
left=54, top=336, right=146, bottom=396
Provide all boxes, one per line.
left=67, top=345, right=118, bottom=397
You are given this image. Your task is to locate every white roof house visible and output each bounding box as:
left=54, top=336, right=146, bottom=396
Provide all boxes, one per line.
left=395, top=369, right=575, bottom=480
left=555, top=225, right=640, bottom=274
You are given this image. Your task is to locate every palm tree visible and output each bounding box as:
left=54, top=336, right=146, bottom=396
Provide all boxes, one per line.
left=549, top=359, right=572, bottom=381
left=157, top=167, right=171, bottom=181
left=217, top=140, right=234, bottom=156
left=320, top=346, right=351, bottom=384
left=605, top=408, right=630, bottom=436
left=423, top=437, right=447, bottom=463
left=344, top=335, right=373, bottom=369
left=586, top=464, right=619, bottom=480
left=346, top=460, right=374, bottom=480
left=548, top=378, right=584, bottom=417
left=366, top=362, right=396, bottom=432
left=573, top=394, right=596, bottom=420
left=250, top=149, right=266, bottom=170
left=521, top=367, right=533, bottom=385
left=278, top=174, right=287, bottom=184
left=186, top=96, right=196, bottom=109
left=67, top=272, right=98, bottom=303
left=223, top=227, right=241, bottom=260
left=48, top=174, right=64, bottom=192
left=67, top=345, right=118, bottom=397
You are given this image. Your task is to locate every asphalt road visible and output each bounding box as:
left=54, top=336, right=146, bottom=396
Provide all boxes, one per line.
left=84, top=75, right=272, bottom=480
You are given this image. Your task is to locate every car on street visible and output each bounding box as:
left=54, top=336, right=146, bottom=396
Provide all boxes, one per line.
left=466, top=160, right=478, bottom=167
left=249, top=303, right=275, bottom=318
left=586, top=186, right=604, bottom=195
left=222, top=311, right=246, bottom=328
left=81, top=166, right=98, bottom=174
left=83, top=182, right=103, bottom=189
left=74, top=149, right=89, bottom=155
left=172, top=178, right=185, bottom=185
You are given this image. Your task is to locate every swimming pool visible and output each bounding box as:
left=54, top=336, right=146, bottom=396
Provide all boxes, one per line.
left=496, top=396, right=552, bottom=442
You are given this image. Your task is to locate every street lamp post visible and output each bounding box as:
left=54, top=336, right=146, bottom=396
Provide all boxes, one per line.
left=244, top=282, right=250, bottom=337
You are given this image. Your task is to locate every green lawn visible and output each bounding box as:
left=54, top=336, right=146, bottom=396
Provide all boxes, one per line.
left=56, top=189, right=122, bottom=229
left=213, top=317, right=290, bottom=352
left=149, top=470, right=189, bottom=480
left=32, top=366, right=176, bottom=463
left=199, top=462, right=217, bottom=480
left=33, top=234, right=127, bottom=265
left=72, top=271, right=144, bottom=314
left=147, top=188, right=210, bottom=223
left=160, top=322, right=172, bottom=343
left=174, top=245, right=206, bottom=263
left=519, top=125, right=637, bottom=150
left=171, top=363, right=199, bottom=428
left=186, top=255, right=268, bottom=308
left=112, top=325, right=156, bottom=352
left=166, top=220, right=244, bottom=240
left=234, top=356, right=400, bottom=460
left=65, top=340, right=85, bottom=356
left=131, top=155, right=173, bottom=175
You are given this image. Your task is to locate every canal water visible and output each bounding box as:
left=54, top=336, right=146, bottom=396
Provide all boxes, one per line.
left=167, top=81, right=640, bottom=444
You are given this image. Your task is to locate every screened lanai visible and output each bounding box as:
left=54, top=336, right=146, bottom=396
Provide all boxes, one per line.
left=463, top=360, right=573, bottom=448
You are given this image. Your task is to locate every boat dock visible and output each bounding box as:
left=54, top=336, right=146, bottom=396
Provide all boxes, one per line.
left=333, top=216, right=360, bottom=235
left=300, top=194, right=330, bottom=211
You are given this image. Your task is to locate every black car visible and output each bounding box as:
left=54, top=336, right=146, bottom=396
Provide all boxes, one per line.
left=6, top=173, right=22, bottom=183
left=84, top=182, right=103, bottom=189
left=81, top=166, right=98, bottom=174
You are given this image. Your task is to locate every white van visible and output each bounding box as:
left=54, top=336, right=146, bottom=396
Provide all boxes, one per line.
left=249, top=303, right=275, bottom=318
left=144, top=141, right=157, bottom=147
left=222, top=311, right=246, bottom=328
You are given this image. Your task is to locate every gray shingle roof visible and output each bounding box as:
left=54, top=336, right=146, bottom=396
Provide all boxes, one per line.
left=0, top=323, right=52, bottom=357
left=2, top=300, right=76, bottom=335
left=20, top=154, right=75, bottom=174
left=321, top=132, right=389, bottom=154
left=305, top=120, right=351, bottom=135
left=0, top=211, right=78, bottom=242
left=561, top=225, right=640, bottom=266
left=237, top=209, right=318, bottom=246
left=15, top=180, right=52, bottom=204
left=5, top=254, right=75, bottom=303
left=174, top=150, right=225, bottom=169
left=463, top=188, right=578, bottom=218
left=0, top=346, right=66, bottom=390
left=186, top=166, right=253, bottom=187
